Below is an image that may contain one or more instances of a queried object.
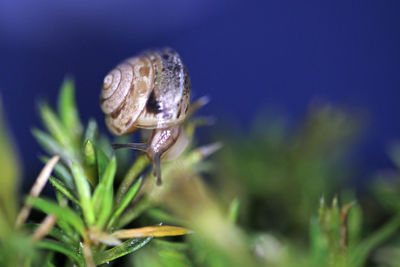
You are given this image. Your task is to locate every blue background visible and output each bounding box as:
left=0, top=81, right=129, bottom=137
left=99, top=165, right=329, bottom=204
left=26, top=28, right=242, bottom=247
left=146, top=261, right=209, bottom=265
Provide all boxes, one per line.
left=1, top=0, right=399, bottom=182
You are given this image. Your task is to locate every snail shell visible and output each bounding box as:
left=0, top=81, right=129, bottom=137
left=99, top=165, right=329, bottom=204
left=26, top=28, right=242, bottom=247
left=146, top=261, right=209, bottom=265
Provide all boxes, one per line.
left=100, top=48, right=191, bottom=135
left=100, top=48, right=191, bottom=185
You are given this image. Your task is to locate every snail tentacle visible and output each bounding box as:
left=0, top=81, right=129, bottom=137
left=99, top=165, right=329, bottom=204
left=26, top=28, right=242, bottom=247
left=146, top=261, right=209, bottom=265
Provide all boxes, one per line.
left=111, top=143, right=148, bottom=152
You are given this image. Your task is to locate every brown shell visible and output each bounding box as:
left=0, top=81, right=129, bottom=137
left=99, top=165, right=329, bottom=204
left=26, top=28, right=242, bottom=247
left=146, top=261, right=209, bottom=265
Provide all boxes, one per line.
left=100, top=48, right=191, bottom=135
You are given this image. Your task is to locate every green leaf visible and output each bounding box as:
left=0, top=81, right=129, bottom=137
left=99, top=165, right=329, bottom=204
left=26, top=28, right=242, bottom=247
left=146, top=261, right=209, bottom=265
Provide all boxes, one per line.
left=83, top=139, right=98, bottom=185
left=49, top=177, right=80, bottom=206
left=101, top=156, right=117, bottom=191
left=43, top=252, right=56, bottom=267
left=0, top=98, right=20, bottom=226
left=116, top=155, right=149, bottom=204
left=152, top=239, right=189, bottom=251
left=92, top=157, right=116, bottom=203
left=45, top=261, right=56, bottom=267
left=39, top=103, right=70, bottom=148
left=84, top=140, right=96, bottom=166
left=114, top=135, right=133, bottom=173
left=347, top=203, right=362, bottom=248
left=83, top=119, right=97, bottom=145
left=94, top=237, right=152, bottom=265
left=23, top=223, right=75, bottom=245
left=141, top=244, right=191, bottom=267
left=36, top=239, right=83, bottom=265
left=92, top=184, right=106, bottom=213
left=71, top=162, right=95, bottom=226
left=118, top=198, right=152, bottom=228
left=228, top=197, right=240, bottom=224
left=309, top=218, right=328, bottom=265
left=58, top=78, right=82, bottom=140
left=158, top=248, right=191, bottom=267
left=107, top=176, right=143, bottom=230
left=94, top=157, right=117, bottom=229
left=40, top=156, right=75, bottom=190
left=146, top=208, right=186, bottom=226
left=32, top=129, right=73, bottom=161
left=54, top=192, right=80, bottom=242
left=350, top=213, right=400, bottom=266
left=97, top=134, right=114, bottom=159
left=27, top=197, right=86, bottom=238
left=96, top=189, right=114, bottom=228
left=96, top=147, right=110, bottom=182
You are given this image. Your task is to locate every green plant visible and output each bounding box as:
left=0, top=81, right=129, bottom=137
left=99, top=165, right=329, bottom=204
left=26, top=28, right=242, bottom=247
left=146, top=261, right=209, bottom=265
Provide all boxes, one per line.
left=8, top=79, right=217, bottom=266
left=3, top=80, right=400, bottom=266
left=0, top=96, right=36, bottom=266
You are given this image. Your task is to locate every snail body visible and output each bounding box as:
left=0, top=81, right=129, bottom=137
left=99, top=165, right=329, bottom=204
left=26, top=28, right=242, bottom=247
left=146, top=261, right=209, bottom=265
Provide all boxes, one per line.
left=100, top=48, right=191, bottom=185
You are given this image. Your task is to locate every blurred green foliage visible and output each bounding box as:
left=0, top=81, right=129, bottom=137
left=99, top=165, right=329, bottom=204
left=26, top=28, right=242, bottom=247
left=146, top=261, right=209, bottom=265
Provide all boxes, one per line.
left=2, top=82, right=400, bottom=266
left=0, top=98, right=20, bottom=227
left=0, top=97, right=38, bottom=266
left=216, top=106, right=360, bottom=234
left=132, top=105, right=400, bottom=267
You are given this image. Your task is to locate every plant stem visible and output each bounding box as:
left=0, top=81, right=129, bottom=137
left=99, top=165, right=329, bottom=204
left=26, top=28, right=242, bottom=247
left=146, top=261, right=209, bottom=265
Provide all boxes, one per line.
left=82, top=240, right=95, bottom=267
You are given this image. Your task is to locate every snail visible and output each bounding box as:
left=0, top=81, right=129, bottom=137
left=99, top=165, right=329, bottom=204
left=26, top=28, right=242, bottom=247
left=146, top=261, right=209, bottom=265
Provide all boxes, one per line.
left=100, top=48, right=191, bottom=185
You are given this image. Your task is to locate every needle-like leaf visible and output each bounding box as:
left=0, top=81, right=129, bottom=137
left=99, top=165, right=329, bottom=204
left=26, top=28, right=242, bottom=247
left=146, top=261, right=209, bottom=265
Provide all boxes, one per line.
left=107, top=176, right=143, bottom=230
left=37, top=239, right=83, bottom=265
left=27, top=197, right=86, bottom=238
left=58, top=78, right=82, bottom=141
left=40, top=156, right=75, bottom=190
left=112, top=225, right=191, bottom=239
left=94, top=157, right=117, bottom=229
left=39, top=104, right=70, bottom=148
left=71, top=163, right=95, bottom=226
left=49, top=177, right=80, bottom=206
left=94, top=237, right=152, bottom=265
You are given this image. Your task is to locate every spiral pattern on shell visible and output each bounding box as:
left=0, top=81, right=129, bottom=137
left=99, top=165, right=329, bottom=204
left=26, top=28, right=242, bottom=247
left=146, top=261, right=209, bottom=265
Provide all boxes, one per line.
left=100, top=48, right=191, bottom=135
